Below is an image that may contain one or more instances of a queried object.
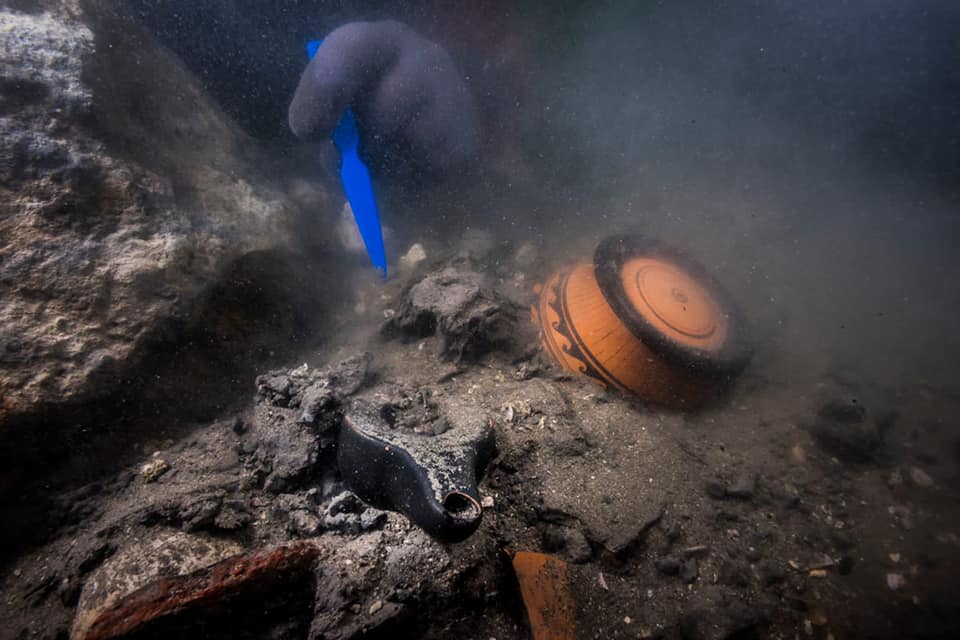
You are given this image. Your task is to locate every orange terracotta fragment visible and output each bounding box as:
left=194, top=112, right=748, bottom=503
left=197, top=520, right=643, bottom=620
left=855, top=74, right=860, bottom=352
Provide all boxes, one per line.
left=512, top=551, right=576, bottom=640
left=83, top=541, right=321, bottom=640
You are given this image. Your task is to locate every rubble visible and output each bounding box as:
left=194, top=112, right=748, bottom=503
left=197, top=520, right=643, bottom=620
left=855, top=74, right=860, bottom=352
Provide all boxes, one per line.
left=807, top=398, right=889, bottom=462
left=386, top=266, right=523, bottom=360
left=71, top=532, right=245, bottom=640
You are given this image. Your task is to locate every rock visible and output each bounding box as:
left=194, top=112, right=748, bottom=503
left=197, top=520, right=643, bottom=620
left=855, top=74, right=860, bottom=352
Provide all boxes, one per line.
left=542, top=524, right=593, bottom=564
left=139, top=457, right=170, bottom=483
left=386, top=266, right=520, bottom=360
left=360, top=508, right=388, bottom=531
left=76, top=541, right=320, bottom=640
left=300, top=355, right=372, bottom=424
left=299, top=385, right=337, bottom=425
left=176, top=492, right=230, bottom=532
left=326, top=491, right=362, bottom=516
left=71, top=532, right=243, bottom=640
left=322, top=512, right=362, bottom=535
left=886, top=573, right=906, bottom=591
left=726, top=473, right=756, bottom=499
left=255, top=354, right=371, bottom=425
left=808, top=399, right=883, bottom=462
left=288, top=510, right=322, bottom=538
left=0, top=5, right=312, bottom=429
left=244, top=404, right=319, bottom=493
left=909, top=466, right=934, bottom=487
left=399, top=243, right=428, bottom=271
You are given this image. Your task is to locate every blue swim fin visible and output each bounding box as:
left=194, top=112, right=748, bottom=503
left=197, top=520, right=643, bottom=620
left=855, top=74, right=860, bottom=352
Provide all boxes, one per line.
left=307, top=39, right=387, bottom=279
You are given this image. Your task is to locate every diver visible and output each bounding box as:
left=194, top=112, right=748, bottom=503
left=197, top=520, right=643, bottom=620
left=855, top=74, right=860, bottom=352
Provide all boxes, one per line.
left=288, top=20, right=480, bottom=183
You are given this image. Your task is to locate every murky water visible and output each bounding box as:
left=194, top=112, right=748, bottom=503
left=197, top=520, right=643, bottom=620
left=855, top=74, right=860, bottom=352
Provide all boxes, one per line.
left=2, top=1, right=959, bottom=639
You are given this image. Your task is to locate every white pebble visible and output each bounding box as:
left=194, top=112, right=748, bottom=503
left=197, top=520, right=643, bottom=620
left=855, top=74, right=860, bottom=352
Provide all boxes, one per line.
left=399, top=243, right=427, bottom=270
left=909, top=467, right=934, bottom=487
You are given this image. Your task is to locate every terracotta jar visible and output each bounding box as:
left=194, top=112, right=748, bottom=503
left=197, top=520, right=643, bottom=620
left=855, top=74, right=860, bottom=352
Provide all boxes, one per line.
left=532, top=235, right=750, bottom=409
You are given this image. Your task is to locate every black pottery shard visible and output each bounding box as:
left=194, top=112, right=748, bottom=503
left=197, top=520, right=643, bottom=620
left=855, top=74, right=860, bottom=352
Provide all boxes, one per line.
left=338, top=398, right=496, bottom=542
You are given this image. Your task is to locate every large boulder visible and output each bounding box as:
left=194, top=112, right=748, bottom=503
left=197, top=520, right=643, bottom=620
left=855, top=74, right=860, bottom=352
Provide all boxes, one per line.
left=0, top=3, right=322, bottom=426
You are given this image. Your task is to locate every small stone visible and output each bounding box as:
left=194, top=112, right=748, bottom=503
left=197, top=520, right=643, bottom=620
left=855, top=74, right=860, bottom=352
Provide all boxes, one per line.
left=139, top=457, right=170, bottom=483
left=598, top=572, right=609, bottom=590
left=287, top=510, right=321, bottom=537
left=909, top=467, right=934, bottom=487
left=809, top=399, right=882, bottom=462
left=322, top=512, right=362, bottom=535
left=542, top=524, right=593, bottom=564
left=360, top=508, right=387, bottom=531
left=886, top=573, right=906, bottom=591
left=889, top=552, right=901, bottom=563
left=481, top=496, right=495, bottom=509
left=808, top=569, right=828, bottom=578
left=399, top=243, right=427, bottom=271
left=727, top=473, right=756, bottom=499
left=624, top=616, right=632, bottom=625
left=791, top=445, right=807, bottom=463
left=327, top=491, right=361, bottom=516
left=369, top=599, right=383, bottom=615
left=681, top=545, right=709, bottom=557
left=430, top=417, right=451, bottom=435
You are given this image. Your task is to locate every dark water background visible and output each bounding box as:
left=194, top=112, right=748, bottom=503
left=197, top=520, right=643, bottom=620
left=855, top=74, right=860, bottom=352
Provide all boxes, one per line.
left=130, top=0, right=960, bottom=388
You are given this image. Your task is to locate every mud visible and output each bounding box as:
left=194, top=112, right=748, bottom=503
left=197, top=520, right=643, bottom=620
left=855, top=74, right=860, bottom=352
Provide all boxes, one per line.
left=2, top=244, right=959, bottom=640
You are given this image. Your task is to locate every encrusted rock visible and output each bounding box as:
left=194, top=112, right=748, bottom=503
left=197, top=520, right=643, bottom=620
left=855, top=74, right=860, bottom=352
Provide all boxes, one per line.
left=139, top=457, right=170, bottom=483
left=807, top=399, right=885, bottom=462
left=387, top=266, right=520, bottom=360
left=244, top=404, right=319, bottom=493
left=71, top=532, right=244, bottom=640
left=543, top=524, right=593, bottom=564
left=0, top=6, right=310, bottom=428
left=78, top=541, right=320, bottom=640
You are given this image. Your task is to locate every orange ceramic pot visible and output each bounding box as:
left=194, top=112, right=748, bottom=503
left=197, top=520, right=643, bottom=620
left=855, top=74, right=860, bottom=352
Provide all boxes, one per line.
left=532, top=235, right=750, bottom=409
